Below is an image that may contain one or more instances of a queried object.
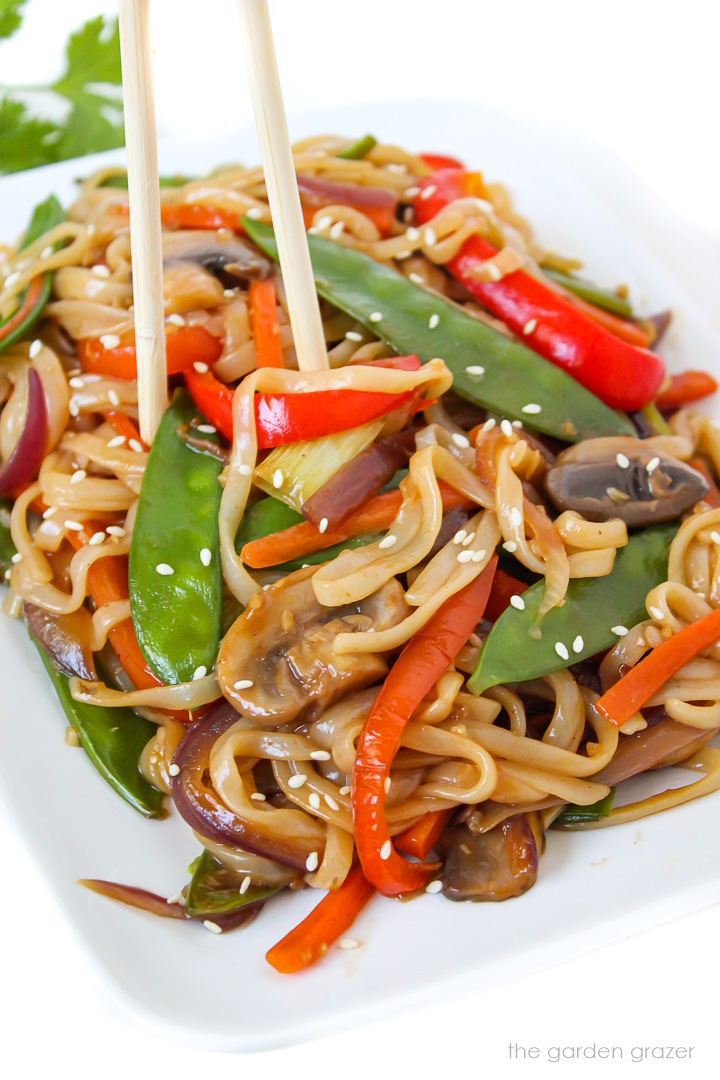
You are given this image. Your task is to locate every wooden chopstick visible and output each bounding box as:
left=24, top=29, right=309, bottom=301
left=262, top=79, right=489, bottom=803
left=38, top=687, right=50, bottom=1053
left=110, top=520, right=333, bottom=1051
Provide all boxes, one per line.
left=235, top=0, right=329, bottom=373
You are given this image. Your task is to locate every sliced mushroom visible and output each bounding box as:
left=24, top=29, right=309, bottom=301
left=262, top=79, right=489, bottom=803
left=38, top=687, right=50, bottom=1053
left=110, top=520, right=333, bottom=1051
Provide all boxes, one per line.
left=441, top=813, right=539, bottom=902
left=162, top=230, right=270, bottom=286
left=217, top=565, right=408, bottom=726
left=544, top=436, right=708, bottom=527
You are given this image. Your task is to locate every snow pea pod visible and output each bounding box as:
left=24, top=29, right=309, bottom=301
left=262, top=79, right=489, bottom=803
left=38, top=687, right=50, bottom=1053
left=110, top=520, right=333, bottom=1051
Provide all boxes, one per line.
left=185, top=850, right=279, bottom=917
left=30, top=631, right=164, bottom=818
left=244, top=220, right=634, bottom=443
left=129, top=390, right=223, bottom=684
left=470, top=523, right=677, bottom=694
left=0, top=499, right=16, bottom=572
left=542, top=267, right=633, bottom=319
left=0, top=195, right=64, bottom=353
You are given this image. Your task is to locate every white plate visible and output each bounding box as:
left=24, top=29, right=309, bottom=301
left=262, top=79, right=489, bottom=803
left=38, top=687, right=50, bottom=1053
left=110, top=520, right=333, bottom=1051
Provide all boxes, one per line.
left=1, top=100, right=720, bottom=1052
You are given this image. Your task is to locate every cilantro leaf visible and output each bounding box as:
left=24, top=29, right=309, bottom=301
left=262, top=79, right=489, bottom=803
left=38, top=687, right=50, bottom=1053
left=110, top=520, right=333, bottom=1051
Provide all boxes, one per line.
left=0, top=97, right=57, bottom=172
left=0, top=0, right=27, bottom=40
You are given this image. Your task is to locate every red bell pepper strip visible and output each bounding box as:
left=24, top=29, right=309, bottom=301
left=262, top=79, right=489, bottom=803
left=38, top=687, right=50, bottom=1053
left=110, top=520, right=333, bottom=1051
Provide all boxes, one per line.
left=248, top=278, right=285, bottom=369
left=352, top=558, right=498, bottom=896
left=78, top=326, right=223, bottom=381
left=115, top=203, right=242, bottom=232
left=184, top=355, right=423, bottom=448
left=419, top=152, right=465, bottom=171
left=655, top=371, right=719, bottom=410
left=596, top=605, right=720, bottom=729
left=484, top=567, right=527, bottom=623
left=413, top=169, right=665, bottom=412
left=266, top=865, right=374, bottom=974
left=395, top=809, right=452, bottom=860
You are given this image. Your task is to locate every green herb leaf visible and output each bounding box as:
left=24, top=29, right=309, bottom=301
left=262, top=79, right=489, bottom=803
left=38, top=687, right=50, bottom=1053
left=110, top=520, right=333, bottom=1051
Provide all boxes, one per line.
left=0, top=97, right=56, bottom=173
left=0, top=0, right=27, bottom=40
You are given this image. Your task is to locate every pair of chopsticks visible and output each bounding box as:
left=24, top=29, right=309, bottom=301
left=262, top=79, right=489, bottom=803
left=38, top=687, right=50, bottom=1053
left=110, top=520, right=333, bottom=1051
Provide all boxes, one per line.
left=118, top=0, right=328, bottom=443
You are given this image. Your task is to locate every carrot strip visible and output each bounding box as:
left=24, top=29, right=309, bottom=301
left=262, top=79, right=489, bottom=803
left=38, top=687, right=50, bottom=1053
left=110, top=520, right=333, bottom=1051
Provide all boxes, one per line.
left=266, top=865, right=374, bottom=974
left=248, top=278, right=285, bottom=369
left=395, top=809, right=452, bottom=860
left=690, top=458, right=720, bottom=509
left=656, top=371, right=719, bottom=410
left=102, top=411, right=148, bottom=450
left=0, top=277, right=44, bottom=344
left=566, top=292, right=651, bottom=349
left=240, top=484, right=473, bottom=569
left=596, top=605, right=720, bottom=729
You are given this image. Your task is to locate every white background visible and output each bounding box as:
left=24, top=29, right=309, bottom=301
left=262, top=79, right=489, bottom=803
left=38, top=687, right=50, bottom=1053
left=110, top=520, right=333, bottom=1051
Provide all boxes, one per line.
left=1, top=1, right=719, bottom=1076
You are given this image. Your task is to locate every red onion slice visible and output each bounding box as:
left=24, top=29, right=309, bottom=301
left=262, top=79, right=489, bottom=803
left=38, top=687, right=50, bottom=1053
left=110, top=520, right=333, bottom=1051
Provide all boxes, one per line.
left=0, top=367, right=48, bottom=495
left=79, top=878, right=265, bottom=931
left=24, top=602, right=96, bottom=680
left=297, top=173, right=398, bottom=214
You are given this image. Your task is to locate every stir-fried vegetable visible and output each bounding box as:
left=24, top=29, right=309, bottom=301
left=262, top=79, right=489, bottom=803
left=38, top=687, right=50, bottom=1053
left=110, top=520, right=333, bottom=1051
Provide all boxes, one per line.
left=541, top=267, right=634, bottom=319
left=554, top=788, right=616, bottom=826
left=297, top=175, right=397, bottom=235
left=0, top=367, right=48, bottom=494
left=414, top=170, right=665, bottom=411
left=78, top=325, right=222, bottom=380
left=0, top=195, right=65, bottom=353
left=655, top=371, right=719, bottom=410
left=129, top=390, right=223, bottom=685
left=30, top=630, right=164, bottom=818
left=266, top=865, right=374, bottom=974
left=337, top=134, right=377, bottom=160
left=0, top=500, right=16, bottom=573
left=353, top=559, right=498, bottom=896
left=395, top=809, right=452, bottom=860
left=185, top=850, right=278, bottom=917
left=244, top=219, right=635, bottom=442
left=248, top=278, right=285, bottom=369
left=596, top=605, right=720, bottom=728
left=470, top=525, right=677, bottom=694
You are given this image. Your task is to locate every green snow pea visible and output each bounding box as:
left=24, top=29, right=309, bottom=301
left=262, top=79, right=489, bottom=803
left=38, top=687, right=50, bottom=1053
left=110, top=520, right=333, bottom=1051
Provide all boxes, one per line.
left=470, top=523, right=677, bottom=694
left=244, top=220, right=634, bottom=443
left=185, top=850, right=279, bottom=917
left=541, top=267, right=634, bottom=319
left=129, top=390, right=223, bottom=684
left=337, top=134, right=377, bottom=160
left=0, top=499, right=16, bottom=573
left=0, top=195, right=65, bottom=354
left=31, top=631, right=164, bottom=818
left=99, top=172, right=191, bottom=189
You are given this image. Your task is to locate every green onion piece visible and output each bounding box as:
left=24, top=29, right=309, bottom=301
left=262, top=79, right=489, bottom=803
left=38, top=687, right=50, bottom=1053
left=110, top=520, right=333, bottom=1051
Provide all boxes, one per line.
left=554, top=787, right=616, bottom=825
left=542, top=267, right=634, bottom=319
left=337, top=135, right=377, bottom=160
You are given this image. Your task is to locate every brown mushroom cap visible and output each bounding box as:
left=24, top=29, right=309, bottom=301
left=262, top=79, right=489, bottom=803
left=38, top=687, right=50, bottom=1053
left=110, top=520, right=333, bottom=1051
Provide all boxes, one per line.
left=441, top=814, right=540, bottom=902
left=216, top=566, right=408, bottom=727
left=162, top=230, right=270, bottom=284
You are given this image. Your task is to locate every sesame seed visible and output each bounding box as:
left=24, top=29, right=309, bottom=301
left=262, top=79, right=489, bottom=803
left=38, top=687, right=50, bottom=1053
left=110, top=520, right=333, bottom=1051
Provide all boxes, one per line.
left=99, top=334, right=120, bottom=349
left=330, top=222, right=344, bottom=240
left=92, top=265, right=111, bottom=278
left=452, top=432, right=470, bottom=448
left=555, top=642, right=570, bottom=661
left=108, top=389, right=120, bottom=407
left=369, top=311, right=383, bottom=323
left=218, top=228, right=231, bottom=239
left=425, top=880, right=443, bottom=894
left=500, top=419, right=513, bottom=437
left=324, top=794, right=340, bottom=811
left=69, top=399, right=79, bottom=417
left=466, top=365, right=485, bottom=377
left=197, top=422, right=216, bottom=433
left=471, top=549, right=486, bottom=563
left=203, top=920, right=222, bottom=934
left=128, top=438, right=143, bottom=453
left=523, top=319, right=537, bottom=335
left=482, top=418, right=496, bottom=432
left=272, top=469, right=284, bottom=489
left=712, top=532, right=720, bottom=545
left=405, top=227, right=420, bottom=242
left=3, top=569, right=9, bottom=580
left=65, top=521, right=83, bottom=532
left=223, top=288, right=236, bottom=298
left=310, top=749, right=331, bottom=761
left=461, top=531, right=475, bottom=546
left=616, top=453, right=630, bottom=469
left=510, top=595, right=525, bottom=611
left=649, top=605, right=664, bottom=621
left=200, top=547, right=212, bottom=566
left=167, top=313, right=185, bottom=327
left=107, top=435, right=126, bottom=448
left=452, top=529, right=467, bottom=545
left=169, top=763, right=180, bottom=776
left=380, top=840, right=392, bottom=860
left=428, top=313, right=440, bottom=329
left=246, top=207, right=262, bottom=220
left=573, top=635, right=584, bottom=654
left=521, top=403, right=542, bottom=415
left=239, top=875, right=252, bottom=894
left=318, top=517, right=329, bottom=533
left=424, top=227, right=437, bottom=247
left=409, top=272, right=424, bottom=285
left=339, top=785, right=351, bottom=796
left=11, top=553, right=22, bottom=564
left=611, top=625, right=629, bottom=636
left=192, top=665, right=207, bottom=680
left=316, top=215, right=332, bottom=231
left=420, top=184, right=437, bottom=201
left=70, top=470, right=86, bottom=484
left=3, top=271, right=20, bottom=288
left=457, top=549, right=474, bottom=563
left=29, top=339, right=42, bottom=359
left=166, top=892, right=183, bottom=905
left=378, top=534, right=398, bottom=549
left=288, top=774, right=307, bottom=789
left=106, top=525, right=125, bottom=537
left=487, top=263, right=502, bottom=281
left=386, top=163, right=407, bottom=174
left=69, top=377, right=84, bottom=389
left=193, top=361, right=208, bottom=373
left=306, top=851, right=319, bottom=872
left=503, top=540, right=517, bottom=553
left=155, top=563, right=174, bottom=576
left=512, top=420, right=523, bottom=428
left=509, top=507, right=523, bottom=528
left=646, top=456, right=660, bottom=474
left=86, top=224, right=96, bottom=237
left=88, top=531, right=105, bottom=546
left=338, top=937, right=361, bottom=950
left=239, top=463, right=252, bottom=476
left=42, top=506, right=58, bottom=520
left=345, top=330, right=363, bottom=341
left=250, top=792, right=266, bottom=802
left=308, top=793, right=321, bottom=810
left=403, top=187, right=420, bottom=199
left=384, top=777, right=392, bottom=794
left=233, top=679, right=254, bottom=690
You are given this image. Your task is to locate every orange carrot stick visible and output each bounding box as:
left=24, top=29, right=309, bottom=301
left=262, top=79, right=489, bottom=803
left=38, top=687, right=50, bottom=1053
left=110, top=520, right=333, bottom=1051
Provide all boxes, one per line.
left=568, top=293, right=651, bottom=349
left=266, top=866, right=374, bottom=974
left=395, top=809, right=452, bottom=860
left=596, top=606, right=720, bottom=728
left=690, top=458, right=720, bottom=509
left=102, top=411, right=148, bottom=450
left=0, top=277, right=44, bottom=344
left=248, top=278, right=285, bottom=369
left=240, top=484, right=473, bottom=569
